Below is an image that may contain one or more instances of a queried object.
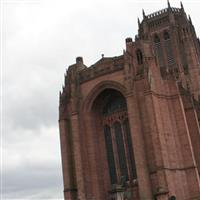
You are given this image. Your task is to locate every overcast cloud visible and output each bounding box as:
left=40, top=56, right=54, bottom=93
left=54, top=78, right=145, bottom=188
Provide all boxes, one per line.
left=1, top=0, right=200, bottom=199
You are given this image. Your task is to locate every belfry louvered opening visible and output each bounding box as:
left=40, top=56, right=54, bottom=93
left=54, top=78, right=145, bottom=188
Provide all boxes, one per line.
left=163, top=31, right=175, bottom=66
left=154, top=34, right=165, bottom=68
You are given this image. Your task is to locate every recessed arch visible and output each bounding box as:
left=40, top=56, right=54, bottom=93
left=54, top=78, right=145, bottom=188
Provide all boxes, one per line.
left=84, top=86, right=137, bottom=185
left=82, top=81, right=127, bottom=113
left=91, top=88, right=127, bottom=116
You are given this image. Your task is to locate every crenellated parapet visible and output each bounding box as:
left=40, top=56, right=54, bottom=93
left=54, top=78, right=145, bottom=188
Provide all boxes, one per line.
left=138, top=2, right=187, bottom=38
left=59, top=55, right=125, bottom=96
left=145, top=7, right=182, bottom=21
left=79, top=55, right=124, bottom=83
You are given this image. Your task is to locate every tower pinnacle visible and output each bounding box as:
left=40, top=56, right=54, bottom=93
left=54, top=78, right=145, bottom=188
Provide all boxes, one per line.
left=142, top=9, right=146, bottom=18
left=180, top=1, right=184, bottom=10
left=188, top=15, right=192, bottom=23
left=138, top=17, right=140, bottom=27
left=167, top=0, right=171, bottom=8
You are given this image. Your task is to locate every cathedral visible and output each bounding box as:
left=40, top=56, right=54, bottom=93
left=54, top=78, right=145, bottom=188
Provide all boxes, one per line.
left=59, top=2, right=200, bottom=200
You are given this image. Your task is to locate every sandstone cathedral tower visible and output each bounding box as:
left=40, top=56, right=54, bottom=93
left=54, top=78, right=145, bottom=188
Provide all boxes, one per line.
left=59, top=2, right=200, bottom=200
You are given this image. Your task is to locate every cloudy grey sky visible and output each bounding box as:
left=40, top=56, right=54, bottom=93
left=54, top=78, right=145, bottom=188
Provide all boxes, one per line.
left=1, top=0, right=200, bottom=199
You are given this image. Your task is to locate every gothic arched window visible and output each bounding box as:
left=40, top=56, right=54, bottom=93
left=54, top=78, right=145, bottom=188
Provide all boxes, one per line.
left=163, top=31, right=175, bottom=66
left=154, top=34, right=165, bottom=67
left=101, top=89, right=137, bottom=185
left=136, top=49, right=143, bottom=65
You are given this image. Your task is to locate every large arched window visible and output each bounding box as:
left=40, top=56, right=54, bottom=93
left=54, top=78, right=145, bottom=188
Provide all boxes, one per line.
left=101, top=89, right=137, bottom=185
left=154, top=34, right=165, bottom=67
left=163, top=31, right=175, bottom=66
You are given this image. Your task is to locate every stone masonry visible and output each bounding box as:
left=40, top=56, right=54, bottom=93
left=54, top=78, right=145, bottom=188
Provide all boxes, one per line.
left=59, top=2, right=200, bottom=200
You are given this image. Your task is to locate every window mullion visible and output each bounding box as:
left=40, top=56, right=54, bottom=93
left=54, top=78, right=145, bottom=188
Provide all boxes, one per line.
left=120, top=117, right=131, bottom=181
left=110, top=120, right=121, bottom=183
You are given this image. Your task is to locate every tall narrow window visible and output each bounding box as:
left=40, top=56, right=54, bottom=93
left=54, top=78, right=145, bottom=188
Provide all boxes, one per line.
left=123, top=119, right=137, bottom=179
left=136, top=49, right=143, bottom=65
left=114, top=122, right=129, bottom=181
left=154, top=34, right=165, bottom=67
left=104, top=125, right=117, bottom=184
left=163, top=31, right=175, bottom=66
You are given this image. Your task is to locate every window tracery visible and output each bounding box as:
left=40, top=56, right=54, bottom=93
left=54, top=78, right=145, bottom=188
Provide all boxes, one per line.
left=102, top=91, right=137, bottom=185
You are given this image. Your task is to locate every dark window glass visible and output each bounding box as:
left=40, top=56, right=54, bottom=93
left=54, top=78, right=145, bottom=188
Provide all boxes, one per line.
left=103, top=94, right=126, bottom=116
left=104, top=125, right=117, bottom=184
left=164, top=31, right=170, bottom=40
left=114, top=122, right=129, bottom=180
left=136, top=49, right=143, bottom=65
left=154, top=34, right=160, bottom=43
left=101, top=90, right=138, bottom=185
left=123, top=119, right=137, bottom=179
